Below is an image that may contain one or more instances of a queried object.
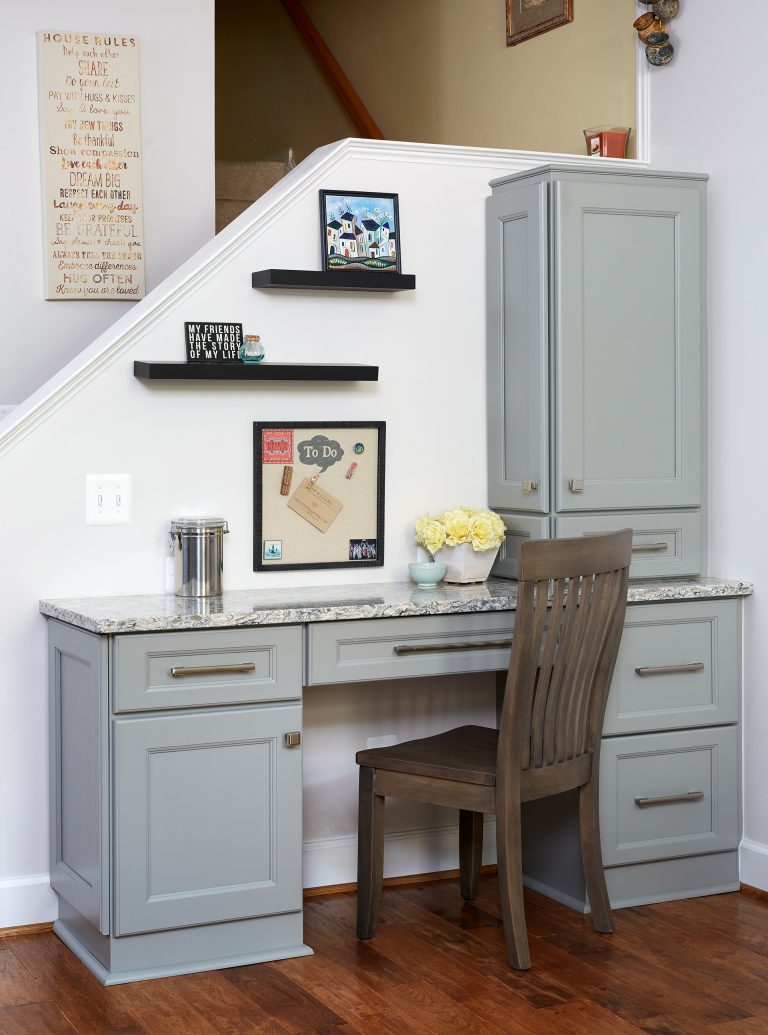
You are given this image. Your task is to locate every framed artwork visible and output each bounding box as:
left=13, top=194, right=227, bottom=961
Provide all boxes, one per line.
left=254, top=421, right=386, bottom=571
left=506, top=0, right=573, bottom=46
left=320, top=190, right=400, bottom=273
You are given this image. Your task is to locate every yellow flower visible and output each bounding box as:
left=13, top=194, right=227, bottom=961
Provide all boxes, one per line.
left=440, top=507, right=472, bottom=546
left=414, top=514, right=446, bottom=557
left=414, top=506, right=506, bottom=556
left=468, top=510, right=507, bottom=552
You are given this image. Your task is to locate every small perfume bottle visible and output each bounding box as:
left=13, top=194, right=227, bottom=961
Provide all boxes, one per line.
left=239, top=334, right=265, bottom=364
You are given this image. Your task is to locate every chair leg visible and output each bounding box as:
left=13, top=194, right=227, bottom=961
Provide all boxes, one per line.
left=356, top=765, right=385, bottom=939
left=579, top=778, right=614, bottom=934
left=459, top=809, right=483, bottom=900
left=496, top=800, right=531, bottom=970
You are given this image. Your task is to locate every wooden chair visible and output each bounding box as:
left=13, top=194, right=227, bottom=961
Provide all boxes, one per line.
left=355, top=529, right=632, bottom=969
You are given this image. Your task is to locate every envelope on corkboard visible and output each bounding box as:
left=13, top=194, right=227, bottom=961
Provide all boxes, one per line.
left=287, top=478, right=343, bottom=533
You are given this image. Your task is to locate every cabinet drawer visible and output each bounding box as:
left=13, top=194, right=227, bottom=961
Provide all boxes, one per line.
left=112, top=626, right=303, bottom=712
left=555, top=512, right=702, bottom=579
left=306, top=612, right=514, bottom=685
left=604, top=600, right=739, bottom=735
left=600, top=726, right=739, bottom=867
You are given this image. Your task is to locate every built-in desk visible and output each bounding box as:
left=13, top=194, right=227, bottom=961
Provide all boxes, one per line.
left=41, top=576, right=751, bottom=984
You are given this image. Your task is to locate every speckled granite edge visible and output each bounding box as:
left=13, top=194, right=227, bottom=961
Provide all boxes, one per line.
left=39, top=577, right=753, bottom=635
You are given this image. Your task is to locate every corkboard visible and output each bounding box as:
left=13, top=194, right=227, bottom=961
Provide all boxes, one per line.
left=253, top=422, right=385, bottom=572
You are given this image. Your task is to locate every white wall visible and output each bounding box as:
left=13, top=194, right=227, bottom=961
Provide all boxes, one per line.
left=1, top=2, right=215, bottom=406
left=0, top=139, right=645, bottom=923
left=647, top=1, right=766, bottom=886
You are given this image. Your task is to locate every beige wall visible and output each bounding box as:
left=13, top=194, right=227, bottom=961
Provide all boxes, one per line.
left=217, top=0, right=636, bottom=163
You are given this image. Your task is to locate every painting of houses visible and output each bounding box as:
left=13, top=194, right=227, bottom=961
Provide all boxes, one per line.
left=320, top=190, right=400, bottom=272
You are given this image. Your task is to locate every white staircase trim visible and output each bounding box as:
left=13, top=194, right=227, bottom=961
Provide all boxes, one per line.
left=0, top=137, right=648, bottom=460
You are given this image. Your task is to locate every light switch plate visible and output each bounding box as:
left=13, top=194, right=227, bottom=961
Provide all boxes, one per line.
left=85, top=474, right=132, bottom=525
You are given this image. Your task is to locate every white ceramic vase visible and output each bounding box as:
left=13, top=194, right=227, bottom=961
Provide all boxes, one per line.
left=436, top=542, right=498, bottom=583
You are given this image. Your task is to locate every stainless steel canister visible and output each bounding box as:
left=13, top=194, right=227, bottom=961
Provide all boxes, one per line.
left=170, top=517, right=229, bottom=597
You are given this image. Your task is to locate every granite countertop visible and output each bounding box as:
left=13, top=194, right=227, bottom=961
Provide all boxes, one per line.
left=40, top=576, right=753, bottom=635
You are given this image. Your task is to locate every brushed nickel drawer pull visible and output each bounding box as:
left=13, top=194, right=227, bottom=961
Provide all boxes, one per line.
left=568, top=479, right=584, bottom=493
left=634, top=662, right=705, bottom=677
left=634, top=790, right=705, bottom=808
left=522, top=480, right=539, bottom=493
left=631, top=542, right=669, bottom=553
left=394, top=639, right=513, bottom=656
left=284, top=731, right=301, bottom=748
left=170, top=662, right=257, bottom=678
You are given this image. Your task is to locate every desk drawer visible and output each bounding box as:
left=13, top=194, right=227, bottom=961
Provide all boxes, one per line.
left=306, top=612, right=514, bottom=685
left=600, top=726, right=739, bottom=867
left=112, top=626, right=303, bottom=712
left=603, top=600, right=739, bottom=735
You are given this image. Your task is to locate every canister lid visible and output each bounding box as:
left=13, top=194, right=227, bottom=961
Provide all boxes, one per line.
left=170, top=516, right=229, bottom=533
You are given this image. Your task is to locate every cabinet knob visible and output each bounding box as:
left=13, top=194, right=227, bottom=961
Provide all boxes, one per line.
left=568, top=479, right=584, bottom=493
left=522, top=480, right=539, bottom=493
left=284, top=731, right=302, bottom=748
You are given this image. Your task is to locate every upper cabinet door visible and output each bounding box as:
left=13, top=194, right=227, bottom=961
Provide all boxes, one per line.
left=486, top=182, right=550, bottom=514
left=554, top=178, right=703, bottom=512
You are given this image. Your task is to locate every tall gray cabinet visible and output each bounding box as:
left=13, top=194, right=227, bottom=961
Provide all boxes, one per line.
left=487, top=164, right=706, bottom=578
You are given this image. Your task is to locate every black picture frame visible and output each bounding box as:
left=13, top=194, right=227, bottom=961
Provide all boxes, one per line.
left=319, top=190, right=401, bottom=274
left=253, top=421, right=386, bottom=572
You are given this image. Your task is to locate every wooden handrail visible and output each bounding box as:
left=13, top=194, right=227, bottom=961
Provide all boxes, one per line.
left=280, top=0, right=384, bottom=139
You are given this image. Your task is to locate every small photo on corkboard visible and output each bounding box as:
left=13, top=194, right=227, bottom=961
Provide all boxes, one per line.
left=253, top=422, right=385, bottom=572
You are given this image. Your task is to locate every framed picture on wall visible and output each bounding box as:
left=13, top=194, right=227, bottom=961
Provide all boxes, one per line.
left=253, top=421, right=386, bottom=571
left=506, top=0, right=573, bottom=46
left=320, top=190, right=401, bottom=273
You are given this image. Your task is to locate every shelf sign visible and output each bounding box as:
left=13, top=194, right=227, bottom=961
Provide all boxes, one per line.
left=184, top=322, right=243, bottom=362
left=37, top=30, right=146, bottom=301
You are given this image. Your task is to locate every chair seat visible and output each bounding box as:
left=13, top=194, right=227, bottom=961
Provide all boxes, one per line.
left=356, top=724, right=499, bottom=785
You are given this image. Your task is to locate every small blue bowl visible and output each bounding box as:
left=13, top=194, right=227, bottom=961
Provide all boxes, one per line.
left=408, top=561, right=447, bottom=588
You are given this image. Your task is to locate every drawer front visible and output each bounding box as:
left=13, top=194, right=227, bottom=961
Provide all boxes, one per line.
left=600, top=726, right=739, bottom=867
left=113, top=626, right=303, bottom=712
left=307, top=612, right=515, bottom=685
left=555, top=512, right=702, bottom=579
left=491, top=514, right=551, bottom=580
left=604, top=600, right=739, bottom=735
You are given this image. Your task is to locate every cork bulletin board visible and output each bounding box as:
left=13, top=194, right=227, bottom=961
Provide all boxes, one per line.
left=253, top=422, right=385, bottom=572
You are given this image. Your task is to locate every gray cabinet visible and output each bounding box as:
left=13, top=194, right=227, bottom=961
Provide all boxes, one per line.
left=522, top=597, right=741, bottom=911
left=487, top=165, right=707, bottom=577
left=48, top=620, right=309, bottom=985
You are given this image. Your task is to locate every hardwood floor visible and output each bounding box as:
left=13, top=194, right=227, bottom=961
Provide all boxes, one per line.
left=2, top=878, right=768, bottom=1033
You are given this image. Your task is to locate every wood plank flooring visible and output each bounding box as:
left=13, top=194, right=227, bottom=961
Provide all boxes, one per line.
left=2, top=878, right=768, bottom=1033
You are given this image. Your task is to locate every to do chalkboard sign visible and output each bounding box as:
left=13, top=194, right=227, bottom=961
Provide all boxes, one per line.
left=185, top=322, right=243, bottom=362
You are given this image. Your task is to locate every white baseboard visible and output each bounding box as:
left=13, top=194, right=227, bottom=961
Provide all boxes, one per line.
left=0, top=874, right=58, bottom=928
left=303, top=820, right=497, bottom=889
left=739, top=838, right=768, bottom=891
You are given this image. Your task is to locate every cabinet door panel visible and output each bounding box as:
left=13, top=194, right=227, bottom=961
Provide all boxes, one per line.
left=114, top=704, right=302, bottom=936
left=555, top=180, right=702, bottom=511
left=487, top=183, right=549, bottom=513
left=49, top=622, right=110, bottom=934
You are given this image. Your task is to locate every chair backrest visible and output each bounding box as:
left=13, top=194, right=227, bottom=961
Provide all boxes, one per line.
left=499, top=530, right=632, bottom=777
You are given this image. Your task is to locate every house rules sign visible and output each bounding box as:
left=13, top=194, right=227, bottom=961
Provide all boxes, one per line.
left=37, top=30, right=146, bottom=300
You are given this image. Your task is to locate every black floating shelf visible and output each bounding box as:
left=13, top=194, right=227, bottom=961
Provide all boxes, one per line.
left=251, top=269, right=415, bottom=292
left=134, top=361, right=379, bottom=382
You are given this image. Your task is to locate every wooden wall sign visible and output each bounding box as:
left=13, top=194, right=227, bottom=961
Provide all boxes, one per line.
left=184, top=322, right=243, bottom=362
left=37, top=30, right=146, bottom=300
